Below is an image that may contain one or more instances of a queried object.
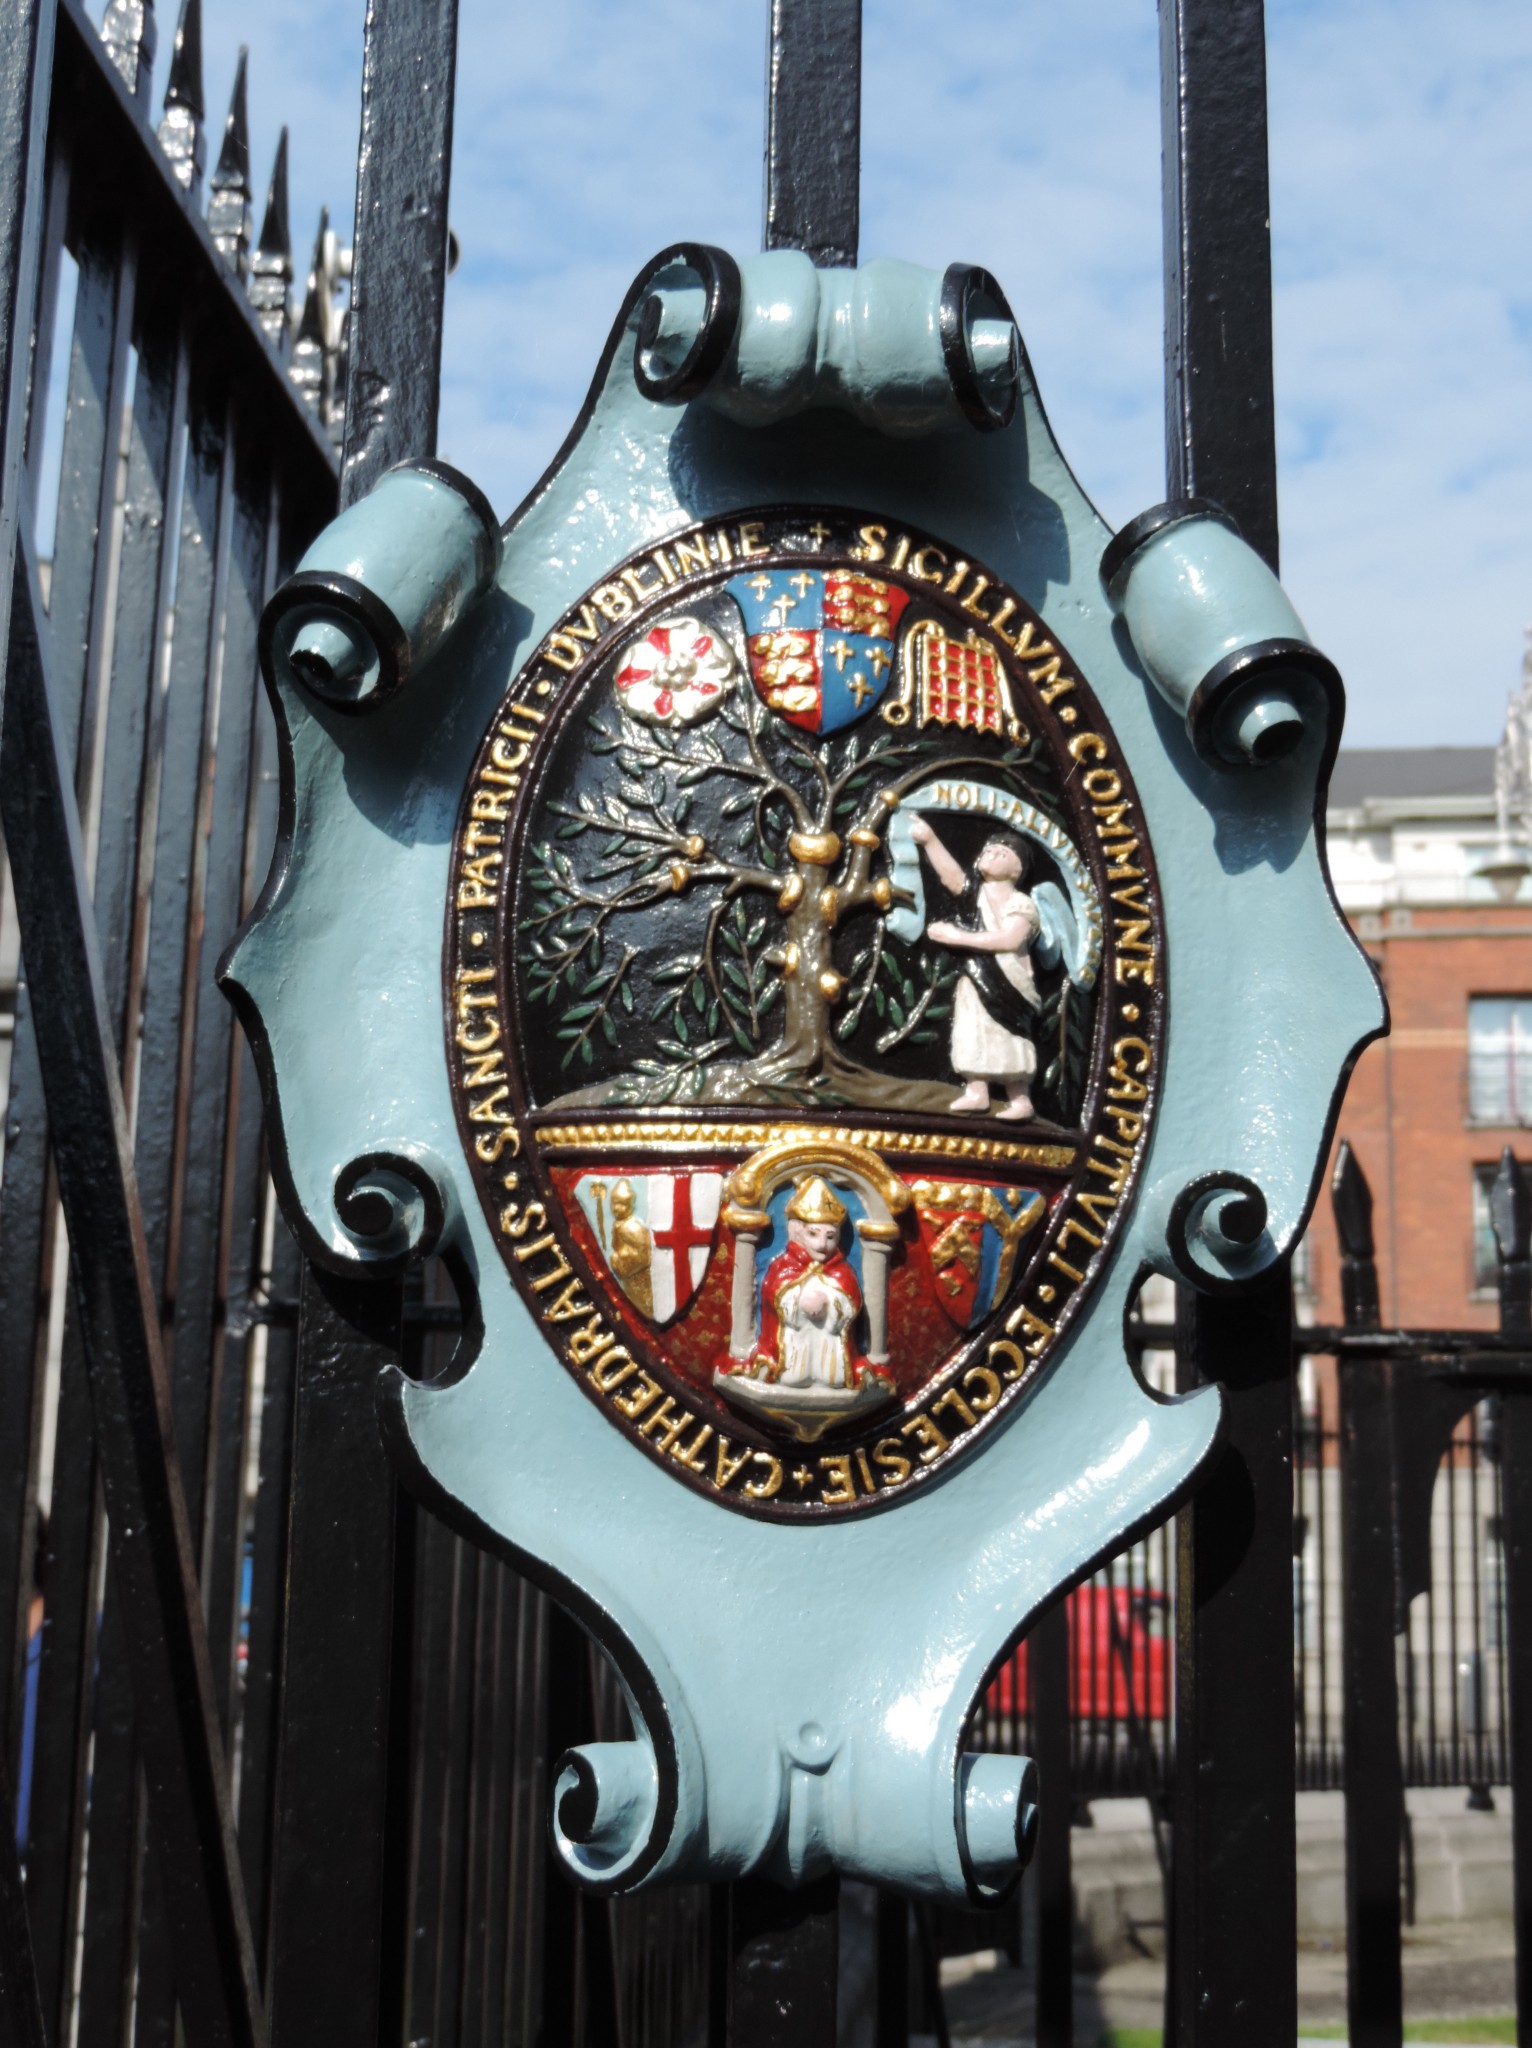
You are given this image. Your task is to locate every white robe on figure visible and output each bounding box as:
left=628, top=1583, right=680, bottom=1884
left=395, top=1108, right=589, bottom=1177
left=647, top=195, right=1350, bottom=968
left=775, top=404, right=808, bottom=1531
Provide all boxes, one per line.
left=950, top=885, right=1040, bottom=1081
left=774, top=1268, right=858, bottom=1388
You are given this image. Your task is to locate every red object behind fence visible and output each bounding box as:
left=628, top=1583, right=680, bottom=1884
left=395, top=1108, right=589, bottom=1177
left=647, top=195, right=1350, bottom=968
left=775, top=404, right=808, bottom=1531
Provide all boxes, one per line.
left=989, top=1586, right=1169, bottom=1722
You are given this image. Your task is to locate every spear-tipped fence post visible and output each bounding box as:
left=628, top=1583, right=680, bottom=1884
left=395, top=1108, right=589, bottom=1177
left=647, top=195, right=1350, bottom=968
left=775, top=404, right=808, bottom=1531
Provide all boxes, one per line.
left=288, top=209, right=330, bottom=423
left=1333, top=1139, right=1381, bottom=1332
left=1489, top=1146, right=1532, bottom=2036
left=100, top=0, right=157, bottom=110
left=248, top=127, right=292, bottom=352
left=1493, top=1148, right=1532, bottom=1338
left=155, top=0, right=205, bottom=193
left=1333, top=1139, right=1406, bottom=2047
left=207, top=45, right=252, bottom=274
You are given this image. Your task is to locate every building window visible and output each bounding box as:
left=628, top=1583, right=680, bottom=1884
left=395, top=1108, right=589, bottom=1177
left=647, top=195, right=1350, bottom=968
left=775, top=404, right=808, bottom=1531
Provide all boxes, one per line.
left=1468, top=998, right=1532, bottom=1124
left=1290, top=1232, right=1316, bottom=1302
left=1473, top=1162, right=1516, bottom=1291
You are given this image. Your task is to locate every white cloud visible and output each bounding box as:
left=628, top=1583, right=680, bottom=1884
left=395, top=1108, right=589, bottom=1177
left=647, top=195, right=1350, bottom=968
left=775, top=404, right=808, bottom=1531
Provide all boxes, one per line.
left=187, top=0, right=1532, bottom=746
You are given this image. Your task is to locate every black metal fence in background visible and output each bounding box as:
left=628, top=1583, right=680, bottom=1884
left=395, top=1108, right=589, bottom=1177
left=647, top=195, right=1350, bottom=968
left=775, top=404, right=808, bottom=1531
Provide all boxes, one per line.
left=0, top=7, right=337, bottom=2046
left=971, top=1308, right=1514, bottom=1811
left=3, top=5, right=1532, bottom=2048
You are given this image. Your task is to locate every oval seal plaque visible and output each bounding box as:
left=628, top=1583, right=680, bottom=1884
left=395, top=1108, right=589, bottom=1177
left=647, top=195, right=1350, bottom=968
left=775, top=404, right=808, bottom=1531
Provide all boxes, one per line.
left=446, top=507, right=1165, bottom=1518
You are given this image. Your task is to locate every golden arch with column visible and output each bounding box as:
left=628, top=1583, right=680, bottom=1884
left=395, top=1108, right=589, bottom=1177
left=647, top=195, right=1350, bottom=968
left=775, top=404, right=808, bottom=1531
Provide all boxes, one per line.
left=715, top=1135, right=911, bottom=1441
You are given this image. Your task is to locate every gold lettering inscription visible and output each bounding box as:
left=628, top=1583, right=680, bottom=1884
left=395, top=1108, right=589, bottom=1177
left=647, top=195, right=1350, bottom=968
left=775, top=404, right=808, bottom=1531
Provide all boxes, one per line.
left=744, top=1452, right=782, bottom=1498
left=963, top=1365, right=1003, bottom=1412
left=819, top=1454, right=856, bottom=1506
left=901, top=1412, right=948, bottom=1463
left=873, top=1437, right=913, bottom=1483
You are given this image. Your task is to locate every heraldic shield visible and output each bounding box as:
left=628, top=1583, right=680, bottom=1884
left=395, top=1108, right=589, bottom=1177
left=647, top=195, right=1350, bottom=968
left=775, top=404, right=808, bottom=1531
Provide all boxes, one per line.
left=223, top=245, right=1383, bottom=1906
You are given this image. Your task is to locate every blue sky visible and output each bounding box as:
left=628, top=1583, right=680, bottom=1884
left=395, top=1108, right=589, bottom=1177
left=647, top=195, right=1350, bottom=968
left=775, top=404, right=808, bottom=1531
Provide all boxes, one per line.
left=175, top=0, right=1532, bottom=749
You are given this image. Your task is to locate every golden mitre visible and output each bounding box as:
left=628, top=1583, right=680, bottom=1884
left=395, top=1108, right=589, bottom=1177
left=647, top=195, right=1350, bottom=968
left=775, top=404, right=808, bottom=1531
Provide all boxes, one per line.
left=785, top=1175, right=848, bottom=1227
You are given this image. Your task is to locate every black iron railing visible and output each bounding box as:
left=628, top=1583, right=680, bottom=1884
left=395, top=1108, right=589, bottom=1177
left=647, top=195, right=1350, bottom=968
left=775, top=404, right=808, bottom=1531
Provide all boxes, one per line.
left=3, top=5, right=1528, bottom=2048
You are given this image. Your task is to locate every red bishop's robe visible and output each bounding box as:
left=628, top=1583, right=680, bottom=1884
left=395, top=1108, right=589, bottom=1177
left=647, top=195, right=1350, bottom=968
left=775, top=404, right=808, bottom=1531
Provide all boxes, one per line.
left=752, top=1241, right=872, bottom=1387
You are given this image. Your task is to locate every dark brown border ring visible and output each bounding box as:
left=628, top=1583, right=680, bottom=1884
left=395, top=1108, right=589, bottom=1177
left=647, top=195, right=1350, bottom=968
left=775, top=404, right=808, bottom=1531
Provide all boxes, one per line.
left=939, top=263, right=1020, bottom=432
left=1099, top=496, right=1238, bottom=599
left=1187, top=636, right=1344, bottom=772
left=633, top=243, right=743, bottom=404
left=258, top=569, right=411, bottom=716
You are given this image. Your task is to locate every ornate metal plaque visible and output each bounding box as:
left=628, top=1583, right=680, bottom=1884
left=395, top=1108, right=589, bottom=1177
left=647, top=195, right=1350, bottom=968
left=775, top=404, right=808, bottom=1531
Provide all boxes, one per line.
left=225, top=246, right=1382, bottom=1902
left=449, top=509, right=1163, bottom=1515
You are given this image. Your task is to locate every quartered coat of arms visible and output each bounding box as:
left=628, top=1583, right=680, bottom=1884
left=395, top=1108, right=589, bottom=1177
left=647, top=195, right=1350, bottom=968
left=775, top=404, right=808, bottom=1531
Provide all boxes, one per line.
left=225, top=247, right=1382, bottom=1902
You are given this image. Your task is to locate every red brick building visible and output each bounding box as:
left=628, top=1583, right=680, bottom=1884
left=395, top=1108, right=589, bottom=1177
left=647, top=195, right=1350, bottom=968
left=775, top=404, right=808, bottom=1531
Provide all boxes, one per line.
left=1307, top=730, right=1532, bottom=1328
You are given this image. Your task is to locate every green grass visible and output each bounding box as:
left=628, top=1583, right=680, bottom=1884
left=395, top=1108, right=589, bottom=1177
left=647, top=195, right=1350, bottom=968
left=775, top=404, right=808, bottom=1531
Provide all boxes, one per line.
left=1304, top=2024, right=1516, bottom=2043
left=1098, top=2026, right=1515, bottom=2047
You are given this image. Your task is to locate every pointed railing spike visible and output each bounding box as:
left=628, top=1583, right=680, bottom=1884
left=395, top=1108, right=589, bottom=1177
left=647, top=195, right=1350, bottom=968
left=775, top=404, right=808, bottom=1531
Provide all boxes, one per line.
left=1331, top=1138, right=1381, bottom=1330
left=207, top=46, right=253, bottom=274
left=100, top=0, right=157, bottom=109
left=289, top=208, right=331, bottom=419
left=156, top=0, right=206, bottom=194
left=1330, top=1139, right=1374, bottom=1262
left=248, top=128, right=293, bottom=352
left=1491, top=1147, right=1532, bottom=1269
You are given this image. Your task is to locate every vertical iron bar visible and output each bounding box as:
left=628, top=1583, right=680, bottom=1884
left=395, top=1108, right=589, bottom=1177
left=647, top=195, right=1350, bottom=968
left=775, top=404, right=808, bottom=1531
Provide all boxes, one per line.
left=166, top=418, right=268, bottom=1578
left=1171, top=1274, right=1296, bottom=2046
left=264, top=8, right=457, bottom=2042
left=18, top=207, right=148, bottom=2017
left=0, top=1745, right=46, bottom=2048
left=541, top=1602, right=584, bottom=2047
left=873, top=1892, right=909, bottom=2048
left=2, top=539, right=264, bottom=2048
left=437, top=1539, right=482, bottom=2048
left=75, top=1574, right=139, bottom=2048
left=403, top=1513, right=455, bottom=2045
left=129, top=363, right=235, bottom=2048
left=1159, top=0, right=1279, bottom=568
left=23, top=194, right=138, bottom=2045
left=339, top=0, right=460, bottom=506
left=234, top=1220, right=300, bottom=1974
left=66, top=240, right=182, bottom=2048
left=0, top=0, right=58, bottom=666
left=18, top=1359, right=96, bottom=2038
left=1316, top=1369, right=1332, bottom=1779
left=1161, top=0, right=1295, bottom=2036
left=1030, top=1598, right=1073, bottom=2048
left=1490, top=1150, right=1532, bottom=2035
left=205, top=486, right=286, bottom=1740
left=38, top=198, right=135, bottom=774
left=715, top=22, right=867, bottom=2033
left=265, top=1266, right=404, bottom=2048
left=0, top=985, right=56, bottom=1791
left=1333, top=1144, right=1404, bottom=2047
left=763, top=0, right=861, bottom=267
left=727, top=1875, right=839, bottom=2048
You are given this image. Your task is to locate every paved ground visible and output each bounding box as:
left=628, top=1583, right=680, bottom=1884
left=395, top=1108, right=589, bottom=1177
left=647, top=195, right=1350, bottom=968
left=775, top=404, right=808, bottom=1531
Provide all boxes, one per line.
left=930, top=1917, right=1516, bottom=2044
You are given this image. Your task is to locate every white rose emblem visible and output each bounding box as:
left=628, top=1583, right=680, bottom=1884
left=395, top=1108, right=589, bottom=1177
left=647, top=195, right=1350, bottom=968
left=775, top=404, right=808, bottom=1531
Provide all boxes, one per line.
left=612, top=615, right=736, bottom=727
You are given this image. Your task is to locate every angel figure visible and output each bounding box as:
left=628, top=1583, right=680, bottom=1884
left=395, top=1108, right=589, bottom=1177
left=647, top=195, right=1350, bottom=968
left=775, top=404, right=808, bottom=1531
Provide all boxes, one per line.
left=907, top=818, right=1041, bottom=1121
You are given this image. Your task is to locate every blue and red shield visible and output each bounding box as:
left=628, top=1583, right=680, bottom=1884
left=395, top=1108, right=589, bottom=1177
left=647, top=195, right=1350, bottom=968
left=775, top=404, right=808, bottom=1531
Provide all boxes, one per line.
left=728, top=568, right=910, bottom=733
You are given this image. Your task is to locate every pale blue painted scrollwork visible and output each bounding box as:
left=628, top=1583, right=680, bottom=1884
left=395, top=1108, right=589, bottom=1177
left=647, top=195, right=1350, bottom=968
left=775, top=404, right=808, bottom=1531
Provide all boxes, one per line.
left=219, top=242, right=1384, bottom=1905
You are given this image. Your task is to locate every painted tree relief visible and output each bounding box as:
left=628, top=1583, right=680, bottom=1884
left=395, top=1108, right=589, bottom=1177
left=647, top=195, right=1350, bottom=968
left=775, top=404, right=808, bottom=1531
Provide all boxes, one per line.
left=447, top=509, right=1165, bottom=1514
left=517, top=557, right=1101, bottom=1125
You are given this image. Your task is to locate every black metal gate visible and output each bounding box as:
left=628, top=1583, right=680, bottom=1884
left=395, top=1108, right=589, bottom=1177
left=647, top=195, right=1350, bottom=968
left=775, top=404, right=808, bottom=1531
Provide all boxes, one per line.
left=2, top=5, right=1528, bottom=2048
